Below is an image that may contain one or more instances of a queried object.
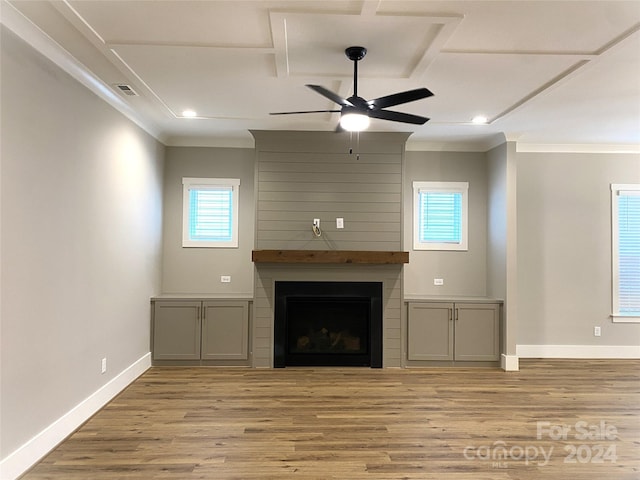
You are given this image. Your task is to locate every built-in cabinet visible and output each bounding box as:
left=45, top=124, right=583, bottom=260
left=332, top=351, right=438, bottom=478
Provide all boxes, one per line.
left=407, top=300, right=501, bottom=364
left=150, top=296, right=499, bottom=367
left=152, top=298, right=250, bottom=365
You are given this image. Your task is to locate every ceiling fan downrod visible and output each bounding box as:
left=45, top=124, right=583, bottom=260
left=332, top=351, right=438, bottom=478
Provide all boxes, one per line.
left=345, top=46, right=367, bottom=98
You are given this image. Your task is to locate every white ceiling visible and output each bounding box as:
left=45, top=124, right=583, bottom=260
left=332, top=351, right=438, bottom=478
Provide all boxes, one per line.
left=4, top=0, right=640, bottom=151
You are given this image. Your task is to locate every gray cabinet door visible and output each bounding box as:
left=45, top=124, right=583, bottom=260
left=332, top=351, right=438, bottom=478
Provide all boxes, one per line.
left=201, top=301, right=249, bottom=360
left=408, top=303, right=454, bottom=361
left=454, top=303, right=500, bottom=361
left=152, top=301, right=201, bottom=360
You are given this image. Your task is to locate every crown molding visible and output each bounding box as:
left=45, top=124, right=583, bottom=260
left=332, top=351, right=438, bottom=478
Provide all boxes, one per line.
left=516, top=143, right=640, bottom=154
left=1, top=1, right=166, bottom=143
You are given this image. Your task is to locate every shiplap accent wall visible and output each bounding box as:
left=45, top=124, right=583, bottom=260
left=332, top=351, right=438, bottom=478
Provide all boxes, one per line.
left=250, top=131, right=411, bottom=367
left=253, top=265, right=403, bottom=367
left=252, top=131, right=410, bottom=250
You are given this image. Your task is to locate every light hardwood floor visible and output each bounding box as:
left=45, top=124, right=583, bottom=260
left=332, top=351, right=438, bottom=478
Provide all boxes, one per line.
left=22, top=360, right=640, bottom=479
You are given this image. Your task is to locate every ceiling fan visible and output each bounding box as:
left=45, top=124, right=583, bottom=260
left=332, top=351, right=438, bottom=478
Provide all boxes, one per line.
left=270, top=46, right=433, bottom=131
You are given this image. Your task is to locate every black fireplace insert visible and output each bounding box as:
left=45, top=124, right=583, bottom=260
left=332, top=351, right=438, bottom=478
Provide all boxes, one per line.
left=274, top=281, right=383, bottom=367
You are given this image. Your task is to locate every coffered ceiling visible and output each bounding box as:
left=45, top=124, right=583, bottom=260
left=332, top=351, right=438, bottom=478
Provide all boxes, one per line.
left=3, top=0, right=640, bottom=150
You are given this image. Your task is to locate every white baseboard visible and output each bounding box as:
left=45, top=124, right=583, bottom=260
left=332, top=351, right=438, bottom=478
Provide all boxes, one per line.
left=501, top=354, right=520, bottom=371
left=517, top=344, right=640, bottom=359
left=0, top=352, right=151, bottom=480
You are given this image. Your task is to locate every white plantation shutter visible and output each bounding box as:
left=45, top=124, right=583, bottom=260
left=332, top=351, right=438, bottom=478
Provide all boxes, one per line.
left=183, top=178, right=240, bottom=248
left=418, top=191, right=462, bottom=243
left=413, top=182, right=468, bottom=251
left=612, top=185, right=640, bottom=318
left=189, top=187, right=233, bottom=242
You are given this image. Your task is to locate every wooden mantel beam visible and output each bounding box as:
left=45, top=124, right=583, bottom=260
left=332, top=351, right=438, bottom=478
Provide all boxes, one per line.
left=251, top=250, right=409, bottom=265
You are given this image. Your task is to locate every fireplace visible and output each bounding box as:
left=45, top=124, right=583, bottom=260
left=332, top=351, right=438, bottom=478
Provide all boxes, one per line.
left=274, top=281, right=383, bottom=367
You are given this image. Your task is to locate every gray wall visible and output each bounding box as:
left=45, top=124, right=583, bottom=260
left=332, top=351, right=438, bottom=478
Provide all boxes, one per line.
left=253, top=130, right=409, bottom=251
left=253, top=264, right=403, bottom=367
left=486, top=142, right=519, bottom=358
left=1, top=28, right=164, bottom=458
left=517, top=151, right=640, bottom=346
left=403, top=151, right=488, bottom=297
left=162, top=147, right=255, bottom=295
left=251, top=131, right=410, bottom=367
left=487, top=143, right=508, bottom=302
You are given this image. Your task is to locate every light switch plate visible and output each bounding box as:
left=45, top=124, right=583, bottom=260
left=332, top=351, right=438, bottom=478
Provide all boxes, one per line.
left=336, top=218, right=344, bottom=229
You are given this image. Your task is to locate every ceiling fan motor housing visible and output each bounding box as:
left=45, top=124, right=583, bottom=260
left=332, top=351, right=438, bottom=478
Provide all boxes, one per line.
left=344, top=95, right=370, bottom=113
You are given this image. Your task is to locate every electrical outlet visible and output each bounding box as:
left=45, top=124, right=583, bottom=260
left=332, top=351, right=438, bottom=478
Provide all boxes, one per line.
left=594, top=326, right=601, bottom=337
left=313, top=218, right=320, bottom=228
left=336, top=217, right=344, bottom=229
left=101, top=357, right=107, bottom=374
left=434, top=278, right=444, bottom=286
left=221, top=275, right=231, bottom=283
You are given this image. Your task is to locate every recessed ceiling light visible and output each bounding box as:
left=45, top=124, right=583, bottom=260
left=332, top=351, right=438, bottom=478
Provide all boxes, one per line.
left=472, top=115, right=488, bottom=124
left=182, top=109, right=197, bottom=118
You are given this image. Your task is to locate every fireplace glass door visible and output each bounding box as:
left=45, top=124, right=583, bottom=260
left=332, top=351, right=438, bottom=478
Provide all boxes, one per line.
left=274, top=281, right=382, bottom=367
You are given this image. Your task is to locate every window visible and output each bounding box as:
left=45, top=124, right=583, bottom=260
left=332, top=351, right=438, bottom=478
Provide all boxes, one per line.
left=182, top=177, right=240, bottom=248
left=611, top=184, right=640, bottom=321
left=413, top=181, right=468, bottom=251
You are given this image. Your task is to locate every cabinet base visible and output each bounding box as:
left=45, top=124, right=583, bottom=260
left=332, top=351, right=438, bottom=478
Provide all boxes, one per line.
left=152, top=359, right=252, bottom=367
left=404, top=360, right=501, bottom=368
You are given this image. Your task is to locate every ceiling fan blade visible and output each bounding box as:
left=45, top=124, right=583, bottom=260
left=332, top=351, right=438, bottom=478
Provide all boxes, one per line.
left=368, top=109, right=430, bottom=125
left=367, top=88, right=434, bottom=110
left=270, top=110, right=341, bottom=115
left=306, top=85, right=354, bottom=107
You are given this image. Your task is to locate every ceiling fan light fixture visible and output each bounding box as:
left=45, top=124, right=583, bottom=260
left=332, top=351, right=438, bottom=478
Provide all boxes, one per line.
left=340, top=112, right=370, bottom=132
left=270, top=46, right=432, bottom=129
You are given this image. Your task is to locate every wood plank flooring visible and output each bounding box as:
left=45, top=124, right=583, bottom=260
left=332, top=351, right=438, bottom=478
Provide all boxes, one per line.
left=21, top=360, right=640, bottom=479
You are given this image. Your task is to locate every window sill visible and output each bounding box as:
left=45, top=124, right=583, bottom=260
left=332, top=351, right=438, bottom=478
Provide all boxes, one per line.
left=611, top=314, right=640, bottom=324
